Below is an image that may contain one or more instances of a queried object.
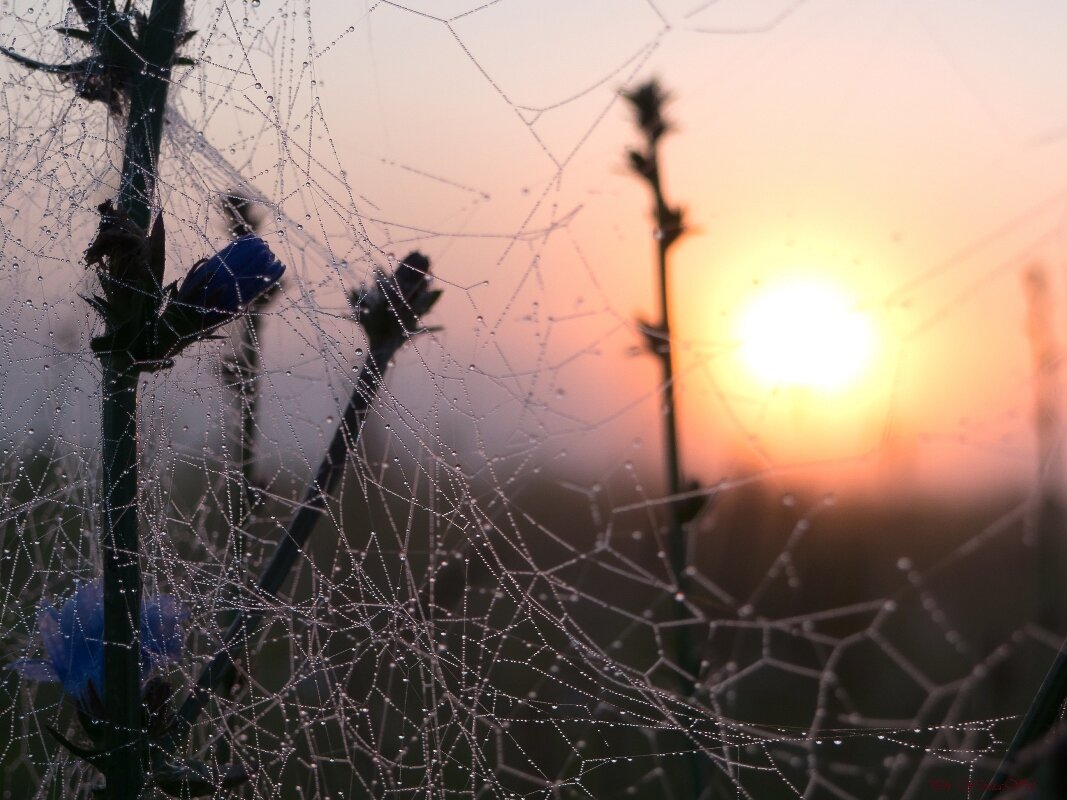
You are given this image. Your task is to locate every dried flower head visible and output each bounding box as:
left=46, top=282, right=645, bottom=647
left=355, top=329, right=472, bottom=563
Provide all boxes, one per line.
left=623, top=79, right=673, bottom=143
left=352, top=251, right=442, bottom=345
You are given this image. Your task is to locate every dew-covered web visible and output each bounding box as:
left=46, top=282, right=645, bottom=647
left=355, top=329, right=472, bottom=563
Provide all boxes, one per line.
left=0, top=1, right=1063, bottom=798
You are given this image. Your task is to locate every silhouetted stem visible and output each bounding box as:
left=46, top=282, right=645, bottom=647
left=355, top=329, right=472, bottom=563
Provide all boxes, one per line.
left=118, top=0, right=184, bottom=232
left=982, top=269, right=1067, bottom=798
left=626, top=80, right=717, bottom=799
left=648, top=159, right=706, bottom=800
left=649, top=172, right=689, bottom=614
left=165, top=338, right=402, bottom=753
left=100, top=1, right=184, bottom=797
left=633, top=114, right=697, bottom=695
left=224, top=314, right=262, bottom=622
left=982, top=647, right=1067, bottom=800
left=1022, top=266, right=1067, bottom=630
left=100, top=360, right=143, bottom=800
left=238, top=318, right=261, bottom=547
left=220, top=195, right=265, bottom=628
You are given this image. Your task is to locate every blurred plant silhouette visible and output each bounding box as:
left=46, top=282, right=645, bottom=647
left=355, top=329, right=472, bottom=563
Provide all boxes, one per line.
left=219, top=192, right=276, bottom=627
left=624, top=76, right=715, bottom=799
left=0, top=3, right=440, bottom=798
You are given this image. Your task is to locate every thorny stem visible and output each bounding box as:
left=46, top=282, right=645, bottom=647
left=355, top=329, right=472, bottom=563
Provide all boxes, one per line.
left=164, top=338, right=403, bottom=753
left=100, top=1, right=184, bottom=797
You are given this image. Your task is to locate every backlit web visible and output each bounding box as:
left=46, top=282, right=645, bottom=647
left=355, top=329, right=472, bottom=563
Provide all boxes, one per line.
left=0, top=1, right=1061, bottom=798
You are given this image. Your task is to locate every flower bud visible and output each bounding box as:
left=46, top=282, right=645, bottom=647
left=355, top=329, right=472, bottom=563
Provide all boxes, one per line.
left=176, top=235, right=285, bottom=327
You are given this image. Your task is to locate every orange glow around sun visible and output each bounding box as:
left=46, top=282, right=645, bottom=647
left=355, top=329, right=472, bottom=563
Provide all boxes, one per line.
left=735, top=277, right=876, bottom=393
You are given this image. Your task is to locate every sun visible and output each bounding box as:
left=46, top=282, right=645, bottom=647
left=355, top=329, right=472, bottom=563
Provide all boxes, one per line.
left=735, top=277, right=875, bottom=393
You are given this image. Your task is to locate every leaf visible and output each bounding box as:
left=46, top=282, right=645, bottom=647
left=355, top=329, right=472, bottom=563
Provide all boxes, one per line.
left=675, top=479, right=713, bottom=527
left=0, top=48, right=92, bottom=75
left=628, top=149, right=651, bottom=179
left=70, top=0, right=110, bottom=32
left=148, top=211, right=166, bottom=286
left=173, top=56, right=197, bottom=67
left=45, top=725, right=106, bottom=768
left=636, top=316, right=666, bottom=355
left=53, top=27, right=95, bottom=43
left=81, top=294, right=111, bottom=317
left=411, top=288, right=443, bottom=318
left=153, top=757, right=253, bottom=797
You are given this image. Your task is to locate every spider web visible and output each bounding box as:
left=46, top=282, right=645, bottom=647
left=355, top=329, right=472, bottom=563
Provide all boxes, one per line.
left=0, top=1, right=1061, bottom=798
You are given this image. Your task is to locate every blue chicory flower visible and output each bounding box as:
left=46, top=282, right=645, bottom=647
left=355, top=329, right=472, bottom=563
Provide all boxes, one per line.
left=175, top=235, right=285, bottom=330
left=8, top=580, right=187, bottom=712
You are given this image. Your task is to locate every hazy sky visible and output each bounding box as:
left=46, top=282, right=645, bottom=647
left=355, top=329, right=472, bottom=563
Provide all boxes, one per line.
left=5, top=0, right=1067, bottom=495
left=291, top=0, right=1067, bottom=493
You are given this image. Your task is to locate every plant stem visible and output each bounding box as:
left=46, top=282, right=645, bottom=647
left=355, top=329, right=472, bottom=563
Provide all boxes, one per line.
left=626, top=80, right=715, bottom=798
left=99, top=1, right=184, bottom=797
left=648, top=167, right=706, bottom=800
left=220, top=196, right=264, bottom=628
left=100, top=359, right=144, bottom=799
left=225, top=315, right=262, bottom=620
left=648, top=169, right=690, bottom=623
left=165, top=338, right=402, bottom=752
left=634, top=113, right=698, bottom=697
left=1022, top=267, right=1067, bottom=631
left=982, top=647, right=1067, bottom=800
left=118, top=0, right=185, bottom=231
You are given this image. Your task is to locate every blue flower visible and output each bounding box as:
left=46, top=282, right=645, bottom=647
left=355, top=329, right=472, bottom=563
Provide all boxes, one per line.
left=8, top=580, right=187, bottom=712
left=175, top=235, right=285, bottom=330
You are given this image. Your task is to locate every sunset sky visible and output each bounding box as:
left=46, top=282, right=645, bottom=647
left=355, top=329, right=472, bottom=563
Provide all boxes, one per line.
left=5, top=0, right=1067, bottom=496
left=292, top=0, right=1067, bottom=494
